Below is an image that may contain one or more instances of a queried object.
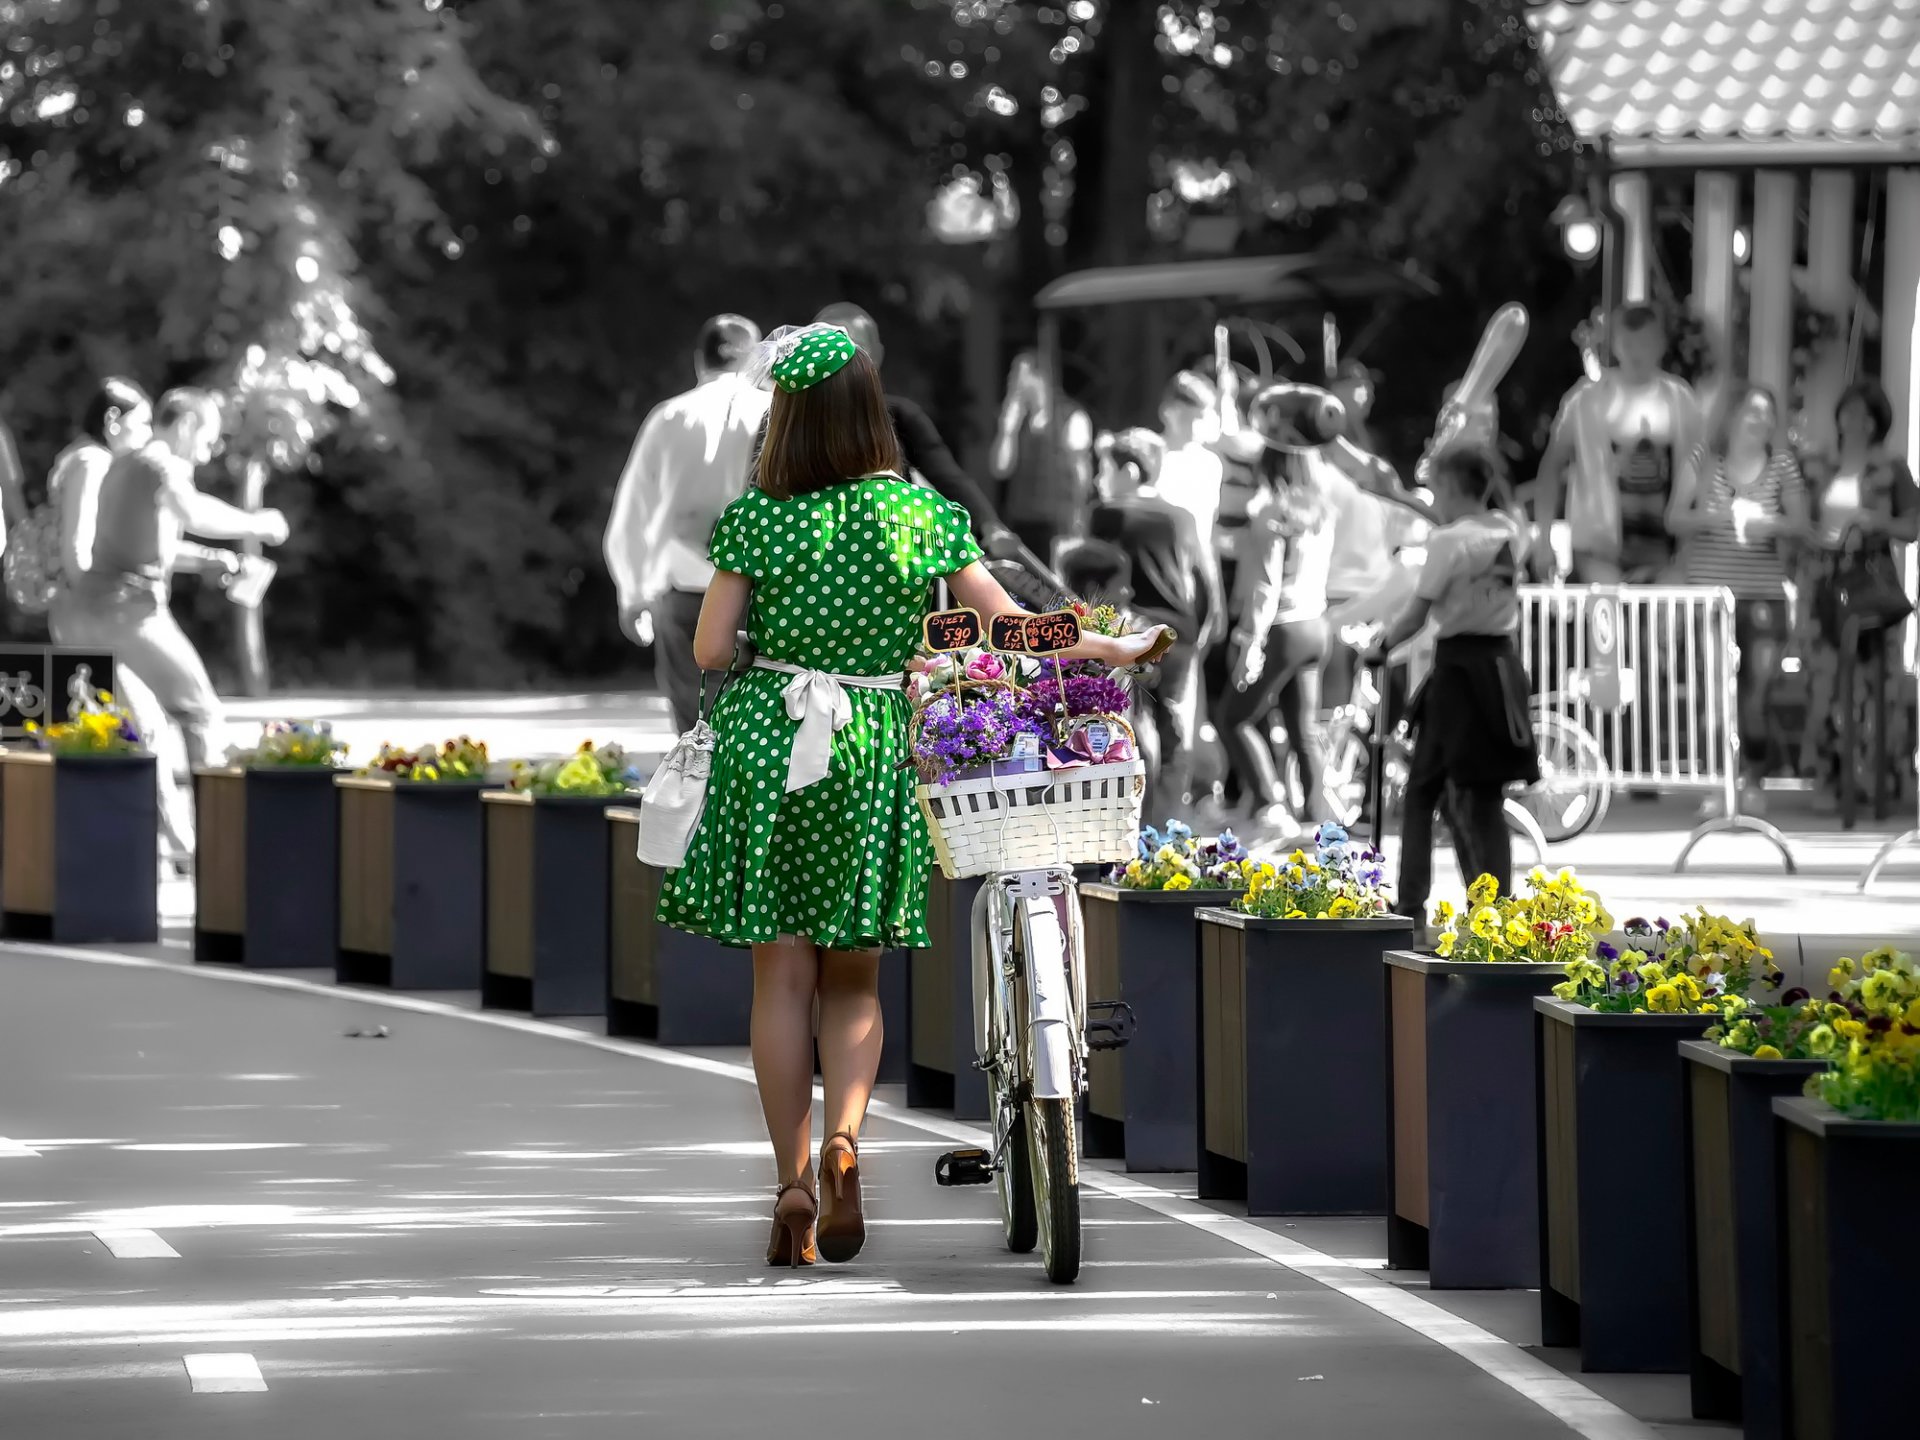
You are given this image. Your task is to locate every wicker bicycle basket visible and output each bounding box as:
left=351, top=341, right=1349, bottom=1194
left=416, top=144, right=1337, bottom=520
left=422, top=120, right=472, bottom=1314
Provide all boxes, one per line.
left=914, top=710, right=1145, bottom=880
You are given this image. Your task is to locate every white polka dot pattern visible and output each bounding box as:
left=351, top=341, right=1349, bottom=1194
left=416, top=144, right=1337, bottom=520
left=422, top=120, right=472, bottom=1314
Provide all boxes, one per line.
left=658, top=475, right=984, bottom=950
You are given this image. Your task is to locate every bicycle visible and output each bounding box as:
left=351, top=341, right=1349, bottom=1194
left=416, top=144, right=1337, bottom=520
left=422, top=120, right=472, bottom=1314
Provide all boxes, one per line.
left=930, top=721, right=1139, bottom=1286
left=1322, top=634, right=1613, bottom=845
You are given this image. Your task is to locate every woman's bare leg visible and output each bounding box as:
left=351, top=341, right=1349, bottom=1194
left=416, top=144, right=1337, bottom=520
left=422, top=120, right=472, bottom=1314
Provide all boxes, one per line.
left=751, top=937, right=820, bottom=1186
left=817, top=947, right=884, bottom=1142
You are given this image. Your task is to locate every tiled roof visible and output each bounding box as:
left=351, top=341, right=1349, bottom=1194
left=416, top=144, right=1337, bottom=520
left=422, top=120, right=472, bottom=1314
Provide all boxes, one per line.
left=1528, top=0, right=1920, bottom=158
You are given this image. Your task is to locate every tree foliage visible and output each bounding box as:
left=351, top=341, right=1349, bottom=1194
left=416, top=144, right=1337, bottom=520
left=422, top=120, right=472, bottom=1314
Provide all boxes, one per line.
left=0, top=0, right=1585, bottom=687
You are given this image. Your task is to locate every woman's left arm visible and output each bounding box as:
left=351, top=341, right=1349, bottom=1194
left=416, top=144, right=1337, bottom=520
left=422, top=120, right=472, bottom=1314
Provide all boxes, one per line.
left=1876, top=457, right=1920, bottom=543
left=693, top=570, right=753, bottom=672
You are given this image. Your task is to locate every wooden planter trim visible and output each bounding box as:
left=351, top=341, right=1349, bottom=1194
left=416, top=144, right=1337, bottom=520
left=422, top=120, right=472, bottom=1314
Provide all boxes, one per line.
left=1, top=751, right=54, bottom=917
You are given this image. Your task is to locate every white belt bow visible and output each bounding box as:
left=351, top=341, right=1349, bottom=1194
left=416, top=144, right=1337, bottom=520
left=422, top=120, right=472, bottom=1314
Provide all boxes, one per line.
left=752, top=658, right=904, bottom=793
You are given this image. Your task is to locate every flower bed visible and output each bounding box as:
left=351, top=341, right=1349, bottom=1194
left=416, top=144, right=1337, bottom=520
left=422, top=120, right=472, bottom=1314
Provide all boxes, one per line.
left=1386, top=867, right=1613, bottom=1289
left=507, top=740, right=639, bottom=799
left=231, top=719, right=347, bottom=769
left=363, top=736, right=491, bottom=784
left=4, top=689, right=156, bottom=942
left=1112, top=820, right=1250, bottom=894
left=1236, top=823, right=1390, bottom=920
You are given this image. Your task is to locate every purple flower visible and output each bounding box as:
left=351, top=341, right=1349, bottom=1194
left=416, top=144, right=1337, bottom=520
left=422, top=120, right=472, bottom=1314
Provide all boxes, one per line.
left=1780, top=987, right=1810, bottom=1006
left=1624, top=917, right=1651, bottom=937
left=1613, top=970, right=1642, bottom=994
left=1597, top=940, right=1619, bottom=961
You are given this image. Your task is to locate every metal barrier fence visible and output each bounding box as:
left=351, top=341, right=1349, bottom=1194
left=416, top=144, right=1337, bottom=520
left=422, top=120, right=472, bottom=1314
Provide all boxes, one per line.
left=1517, top=583, right=1797, bottom=874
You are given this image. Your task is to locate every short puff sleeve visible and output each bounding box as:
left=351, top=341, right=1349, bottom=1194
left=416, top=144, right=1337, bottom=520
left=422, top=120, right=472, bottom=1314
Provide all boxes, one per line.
left=922, top=495, right=984, bottom=580
left=709, top=493, right=761, bottom=579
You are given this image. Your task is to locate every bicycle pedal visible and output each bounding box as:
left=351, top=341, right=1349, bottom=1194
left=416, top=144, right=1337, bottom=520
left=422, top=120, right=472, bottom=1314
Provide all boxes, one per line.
left=934, top=1148, right=995, bottom=1187
left=1085, top=999, right=1136, bottom=1051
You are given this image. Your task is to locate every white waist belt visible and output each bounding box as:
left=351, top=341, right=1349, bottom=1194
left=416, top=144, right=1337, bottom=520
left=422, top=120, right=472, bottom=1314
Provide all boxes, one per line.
left=751, top=657, right=905, bottom=793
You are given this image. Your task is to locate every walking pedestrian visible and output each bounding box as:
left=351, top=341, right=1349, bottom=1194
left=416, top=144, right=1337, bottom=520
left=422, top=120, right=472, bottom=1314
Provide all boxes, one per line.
left=656, top=322, right=1167, bottom=1268
left=56, top=388, right=288, bottom=859
left=1366, top=442, right=1538, bottom=931
left=604, top=314, right=769, bottom=736
left=1800, top=378, right=1920, bottom=810
left=1219, top=385, right=1344, bottom=834
left=1669, top=381, right=1812, bottom=809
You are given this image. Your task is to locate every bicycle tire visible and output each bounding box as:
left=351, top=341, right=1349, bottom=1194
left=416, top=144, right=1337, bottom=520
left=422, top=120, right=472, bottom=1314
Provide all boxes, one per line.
left=1027, top=1095, right=1080, bottom=1284
left=1520, top=711, right=1613, bottom=843
left=996, top=1079, right=1038, bottom=1253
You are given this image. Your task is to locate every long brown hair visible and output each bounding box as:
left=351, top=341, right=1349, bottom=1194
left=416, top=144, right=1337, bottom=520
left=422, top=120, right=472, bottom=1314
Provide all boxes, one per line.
left=754, top=349, right=903, bottom=500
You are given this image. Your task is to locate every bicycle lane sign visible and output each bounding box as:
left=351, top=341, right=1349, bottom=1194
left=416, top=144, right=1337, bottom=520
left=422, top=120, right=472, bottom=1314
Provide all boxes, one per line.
left=0, top=646, right=117, bottom=738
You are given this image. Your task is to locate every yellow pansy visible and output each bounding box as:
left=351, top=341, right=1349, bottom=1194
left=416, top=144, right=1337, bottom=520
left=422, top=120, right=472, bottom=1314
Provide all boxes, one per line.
left=1645, top=983, right=1681, bottom=1013
left=1435, top=930, right=1457, bottom=957
left=1752, top=1044, right=1783, bottom=1060
left=1164, top=873, right=1193, bottom=893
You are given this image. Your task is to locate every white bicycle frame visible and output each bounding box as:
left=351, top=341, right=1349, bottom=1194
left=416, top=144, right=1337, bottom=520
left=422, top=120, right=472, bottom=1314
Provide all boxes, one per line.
left=970, top=865, right=1088, bottom=1104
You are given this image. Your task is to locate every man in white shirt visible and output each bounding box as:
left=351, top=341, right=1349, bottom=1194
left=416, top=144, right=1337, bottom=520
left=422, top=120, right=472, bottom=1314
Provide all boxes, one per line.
left=604, top=314, right=769, bottom=734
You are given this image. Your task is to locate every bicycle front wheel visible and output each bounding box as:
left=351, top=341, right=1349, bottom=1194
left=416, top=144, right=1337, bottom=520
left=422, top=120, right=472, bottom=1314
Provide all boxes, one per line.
left=1520, top=710, right=1612, bottom=842
left=1027, top=1096, right=1080, bottom=1284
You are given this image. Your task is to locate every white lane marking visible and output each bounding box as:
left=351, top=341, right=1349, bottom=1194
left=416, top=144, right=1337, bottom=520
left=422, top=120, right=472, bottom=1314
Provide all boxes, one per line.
left=0, top=1137, right=41, bottom=1158
left=182, top=1352, right=267, bottom=1393
left=10, top=941, right=1657, bottom=1440
left=93, top=1230, right=180, bottom=1259
left=118, top=1143, right=304, bottom=1153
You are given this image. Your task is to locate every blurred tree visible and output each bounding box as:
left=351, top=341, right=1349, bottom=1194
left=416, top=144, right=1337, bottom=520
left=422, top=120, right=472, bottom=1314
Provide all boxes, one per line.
left=0, top=0, right=544, bottom=687
left=0, top=0, right=1585, bottom=690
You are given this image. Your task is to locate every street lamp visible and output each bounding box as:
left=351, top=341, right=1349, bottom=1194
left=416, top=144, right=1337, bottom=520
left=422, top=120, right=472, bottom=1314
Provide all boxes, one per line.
left=1552, top=194, right=1603, bottom=264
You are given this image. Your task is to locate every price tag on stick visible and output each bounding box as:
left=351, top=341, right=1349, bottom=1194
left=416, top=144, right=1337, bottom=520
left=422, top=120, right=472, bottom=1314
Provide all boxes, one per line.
left=989, top=613, right=1031, bottom=654
left=923, top=607, right=983, bottom=654
left=1024, top=611, right=1082, bottom=655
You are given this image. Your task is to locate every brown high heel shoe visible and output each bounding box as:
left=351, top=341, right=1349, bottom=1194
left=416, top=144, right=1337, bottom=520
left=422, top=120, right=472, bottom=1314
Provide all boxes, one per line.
left=816, top=1130, right=866, bottom=1263
left=766, top=1181, right=817, bottom=1269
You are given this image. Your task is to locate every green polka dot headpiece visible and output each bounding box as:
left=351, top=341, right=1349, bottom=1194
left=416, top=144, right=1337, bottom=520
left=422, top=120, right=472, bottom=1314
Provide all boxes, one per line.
left=762, top=323, right=859, bottom=393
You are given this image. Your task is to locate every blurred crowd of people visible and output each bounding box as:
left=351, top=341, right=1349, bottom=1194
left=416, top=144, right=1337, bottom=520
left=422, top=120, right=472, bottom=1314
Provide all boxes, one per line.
left=1529, top=302, right=1919, bottom=814
left=606, top=302, right=1919, bottom=840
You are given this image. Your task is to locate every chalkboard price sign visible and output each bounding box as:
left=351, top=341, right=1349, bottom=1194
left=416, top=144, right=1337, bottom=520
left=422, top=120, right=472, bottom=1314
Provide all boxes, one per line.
left=988, top=613, right=1031, bottom=653
left=923, top=607, right=983, bottom=653
left=1023, top=610, right=1082, bottom=655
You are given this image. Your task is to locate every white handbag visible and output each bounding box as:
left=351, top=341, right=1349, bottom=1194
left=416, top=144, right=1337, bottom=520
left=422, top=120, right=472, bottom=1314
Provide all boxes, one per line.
left=636, top=718, right=717, bottom=869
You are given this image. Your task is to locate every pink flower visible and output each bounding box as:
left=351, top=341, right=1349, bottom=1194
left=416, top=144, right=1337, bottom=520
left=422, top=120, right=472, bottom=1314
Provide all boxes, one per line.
left=965, top=652, right=1006, bottom=682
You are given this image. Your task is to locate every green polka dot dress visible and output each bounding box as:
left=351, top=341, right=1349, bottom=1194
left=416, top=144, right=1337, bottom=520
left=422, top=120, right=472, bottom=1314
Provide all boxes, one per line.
left=658, top=476, right=983, bottom=950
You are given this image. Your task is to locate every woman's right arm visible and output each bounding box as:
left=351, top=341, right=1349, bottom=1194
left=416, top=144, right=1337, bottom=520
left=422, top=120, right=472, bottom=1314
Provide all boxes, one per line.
left=945, top=562, right=1169, bottom=668
left=1666, top=445, right=1715, bottom=536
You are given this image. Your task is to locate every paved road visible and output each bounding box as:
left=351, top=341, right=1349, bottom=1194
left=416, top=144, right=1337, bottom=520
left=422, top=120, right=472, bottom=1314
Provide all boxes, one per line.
left=0, top=946, right=1650, bottom=1440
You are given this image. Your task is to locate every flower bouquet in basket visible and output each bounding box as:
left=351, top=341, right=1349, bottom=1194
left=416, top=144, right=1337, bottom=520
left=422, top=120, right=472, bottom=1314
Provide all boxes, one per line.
left=1235, top=823, right=1392, bottom=920
left=910, top=605, right=1148, bottom=880
left=1549, top=908, right=1781, bottom=1015
left=1113, top=820, right=1251, bottom=894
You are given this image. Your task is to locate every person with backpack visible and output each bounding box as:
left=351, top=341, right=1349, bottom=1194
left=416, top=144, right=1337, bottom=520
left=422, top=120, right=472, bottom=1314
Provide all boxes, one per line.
left=1363, top=442, right=1539, bottom=935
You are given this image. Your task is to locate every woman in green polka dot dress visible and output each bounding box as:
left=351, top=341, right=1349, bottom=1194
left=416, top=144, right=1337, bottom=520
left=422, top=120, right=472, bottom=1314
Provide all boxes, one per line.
left=659, top=322, right=1168, bottom=1269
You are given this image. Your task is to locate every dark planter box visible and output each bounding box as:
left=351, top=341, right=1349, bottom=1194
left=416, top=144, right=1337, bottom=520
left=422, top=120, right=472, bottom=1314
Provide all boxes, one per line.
left=483, top=791, right=625, bottom=1017
left=1385, top=951, right=1563, bottom=1288
left=906, top=870, right=987, bottom=1118
left=0, top=752, right=157, bottom=943
left=1536, top=997, right=1716, bottom=1372
left=605, top=807, right=753, bottom=1045
left=193, top=766, right=341, bottom=967
left=1681, top=1042, right=1826, bottom=1438
left=1081, top=883, right=1237, bottom=1171
left=336, top=776, right=493, bottom=990
left=1774, top=1097, right=1920, bottom=1440
left=1197, top=909, right=1413, bottom=1214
